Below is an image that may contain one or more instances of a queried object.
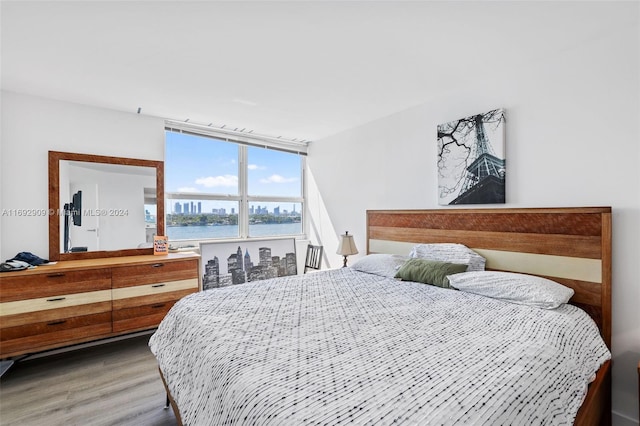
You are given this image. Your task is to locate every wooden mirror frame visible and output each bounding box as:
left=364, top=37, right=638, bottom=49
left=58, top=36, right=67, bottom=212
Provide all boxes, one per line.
left=48, top=151, right=165, bottom=261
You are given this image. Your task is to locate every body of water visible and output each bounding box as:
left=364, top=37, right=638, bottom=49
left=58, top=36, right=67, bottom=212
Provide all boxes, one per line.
left=167, top=222, right=302, bottom=241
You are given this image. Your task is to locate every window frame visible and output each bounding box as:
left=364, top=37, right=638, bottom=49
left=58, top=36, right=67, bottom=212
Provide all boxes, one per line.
left=164, top=122, right=307, bottom=242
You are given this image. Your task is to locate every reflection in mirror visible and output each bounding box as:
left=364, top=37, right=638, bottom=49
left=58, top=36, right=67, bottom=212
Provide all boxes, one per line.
left=59, top=161, right=157, bottom=253
left=49, top=151, right=164, bottom=261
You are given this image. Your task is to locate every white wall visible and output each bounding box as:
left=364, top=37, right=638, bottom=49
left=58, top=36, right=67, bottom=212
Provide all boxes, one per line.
left=307, top=20, right=640, bottom=426
left=0, top=91, right=165, bottom=261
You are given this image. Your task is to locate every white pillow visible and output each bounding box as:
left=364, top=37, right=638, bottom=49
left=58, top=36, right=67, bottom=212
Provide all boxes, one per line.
left=409, top=243, right=485, bottom=272
left=350, top=254, right=409, bottom=278
left=447, top=271, right=574, bottom=309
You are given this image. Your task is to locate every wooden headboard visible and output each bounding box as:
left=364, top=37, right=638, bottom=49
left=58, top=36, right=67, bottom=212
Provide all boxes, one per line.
left=366, top=207, right=612, bottom=348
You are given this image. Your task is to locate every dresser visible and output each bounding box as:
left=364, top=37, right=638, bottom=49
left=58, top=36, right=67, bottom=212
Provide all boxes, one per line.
left=0, top=253, right=199, bottom=359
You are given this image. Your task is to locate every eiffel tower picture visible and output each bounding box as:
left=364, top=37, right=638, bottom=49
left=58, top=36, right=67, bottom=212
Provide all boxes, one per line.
left=437, top=109, right=505, bottom=205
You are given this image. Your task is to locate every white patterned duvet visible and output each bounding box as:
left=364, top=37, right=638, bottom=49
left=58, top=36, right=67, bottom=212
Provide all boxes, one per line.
left=149, top=268, right=610, bottom=426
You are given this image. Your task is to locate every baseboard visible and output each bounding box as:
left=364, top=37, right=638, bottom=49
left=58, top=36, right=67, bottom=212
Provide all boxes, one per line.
left=613, top=410, right=640, bottom=426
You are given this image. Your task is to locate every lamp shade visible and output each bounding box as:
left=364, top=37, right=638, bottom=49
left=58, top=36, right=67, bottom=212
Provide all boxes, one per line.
left=336, top=231, right=358, bottom=256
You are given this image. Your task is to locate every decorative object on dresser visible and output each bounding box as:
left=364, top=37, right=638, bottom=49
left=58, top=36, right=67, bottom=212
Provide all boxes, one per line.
left=336, top=231, right=358, bottom=267
left=0, top=252, right=199, bottom=360
left=153, top=235, right=169, bottom=255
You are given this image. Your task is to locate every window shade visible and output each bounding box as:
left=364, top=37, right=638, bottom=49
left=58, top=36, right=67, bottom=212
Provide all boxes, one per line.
left=165, top=121, right=308, bottom=156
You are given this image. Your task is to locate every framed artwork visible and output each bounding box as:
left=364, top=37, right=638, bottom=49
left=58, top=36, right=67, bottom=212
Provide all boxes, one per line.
left=200, top=238, right=297, bottom=290
left=437, top=108, right=506, bottom=205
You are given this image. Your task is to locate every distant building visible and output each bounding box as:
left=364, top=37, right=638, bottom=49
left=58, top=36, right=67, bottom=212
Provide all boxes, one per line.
left=231, top=268, right=246, bottom=285
left=197, top=202, right=202, bottom=214
left=259, top=247, right=272, bottom=267
left=228, top=246, right=246, bottom=284
left=248, top=265, right=278, bottom=281
left=272, top=255, right=284, bottom=276
left=183, top=202, right=189, bottom=214
left=174, top=202, right=182, bottom=214
left=286, top=252, right=297, bottom=275
left=203, top=256, right=220, bottom=290
left=244, top=249, right=253, bottom=272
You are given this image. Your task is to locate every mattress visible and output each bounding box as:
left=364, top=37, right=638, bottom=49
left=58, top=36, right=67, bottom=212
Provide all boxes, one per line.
left=149, top=267, right=610, bottom=425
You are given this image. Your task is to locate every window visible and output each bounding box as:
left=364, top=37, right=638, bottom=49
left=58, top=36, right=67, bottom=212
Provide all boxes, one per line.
left=165, top=124, right=305, bottom=242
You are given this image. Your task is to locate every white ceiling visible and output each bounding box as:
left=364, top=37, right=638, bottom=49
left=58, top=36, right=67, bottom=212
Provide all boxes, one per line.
left=1, top=1, right=632, bottom=142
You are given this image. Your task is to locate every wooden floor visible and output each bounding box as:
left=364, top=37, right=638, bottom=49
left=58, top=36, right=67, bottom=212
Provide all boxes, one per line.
left=0, top=334, right=178, bottom=426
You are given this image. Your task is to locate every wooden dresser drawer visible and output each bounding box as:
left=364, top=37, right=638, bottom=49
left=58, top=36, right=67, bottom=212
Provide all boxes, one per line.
left=0, top=290, right=112, bottom=317
left=0, top=300, right=112, bottom=328
left=0, top=268, right=111, bottom=302
left=112, top=279, right=198, bottom=310
left=112, top=281, right=197, bottom=332
left=0, top=311, right=112, bottom=357
left=0, top=290, right=112, bottom=358
left=112, top=259, right=198, bottom=288
left=112, top=299, right=181, bottom=333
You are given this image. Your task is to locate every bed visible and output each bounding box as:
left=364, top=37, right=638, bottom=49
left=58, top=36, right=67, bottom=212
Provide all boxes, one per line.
left=150, top=207, right=612, bottom=425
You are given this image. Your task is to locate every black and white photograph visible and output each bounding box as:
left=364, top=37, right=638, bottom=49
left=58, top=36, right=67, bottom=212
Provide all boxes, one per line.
left=200, top=238, right=297, bottom=290
left=437, top=108, right=506, bottom=205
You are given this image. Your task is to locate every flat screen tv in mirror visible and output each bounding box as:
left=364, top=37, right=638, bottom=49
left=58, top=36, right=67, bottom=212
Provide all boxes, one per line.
left=71, top=190, right=82, bottom=226
left=49, top=151, right=164, bottom=261
left=63, top=190, right=82, bottom=253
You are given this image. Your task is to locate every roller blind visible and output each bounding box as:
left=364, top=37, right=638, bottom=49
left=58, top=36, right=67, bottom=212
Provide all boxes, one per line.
left=165, top=121, right=308, bottom=156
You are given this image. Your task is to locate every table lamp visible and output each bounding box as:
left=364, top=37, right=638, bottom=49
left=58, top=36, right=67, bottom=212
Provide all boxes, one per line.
left=336, top=231, right=358, bottom=267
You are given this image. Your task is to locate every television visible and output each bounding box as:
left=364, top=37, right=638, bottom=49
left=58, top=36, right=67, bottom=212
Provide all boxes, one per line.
left=71, top=190, right=82, bottom=226
left=63, top=190, right=82, bottom=253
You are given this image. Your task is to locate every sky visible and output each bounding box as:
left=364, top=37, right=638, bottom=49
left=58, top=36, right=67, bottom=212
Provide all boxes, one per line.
left=165, top=131, right=302, bottom=214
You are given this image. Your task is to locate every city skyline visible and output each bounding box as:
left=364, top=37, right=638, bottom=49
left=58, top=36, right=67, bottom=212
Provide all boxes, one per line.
left=170, top=201, right=299, bottom=216
left=202, top=240, right=297, bottom=290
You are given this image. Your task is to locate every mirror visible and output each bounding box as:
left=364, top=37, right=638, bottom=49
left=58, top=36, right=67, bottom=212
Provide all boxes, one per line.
left=49, top=151, right=164, bottom=261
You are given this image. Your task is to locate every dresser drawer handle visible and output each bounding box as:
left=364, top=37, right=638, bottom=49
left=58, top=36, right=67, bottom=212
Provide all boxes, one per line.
left=46, top=297, right=67, bottom=302
left=152, top=263, right=165, bottom=268
left=151, top=284, right=165, bottom=288
left=47, top=273, right=65, bottom=278
left=47, top=320, right=67, bottom=326
left=151, top=303, right=166, bottom=309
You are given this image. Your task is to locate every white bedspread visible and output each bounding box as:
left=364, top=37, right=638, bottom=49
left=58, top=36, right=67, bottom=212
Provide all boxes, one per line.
left=149, top=268, right=610, bottom=425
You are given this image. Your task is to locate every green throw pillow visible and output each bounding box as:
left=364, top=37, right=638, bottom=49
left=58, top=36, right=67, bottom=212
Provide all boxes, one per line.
left=394, top=258, right=468, bottom=288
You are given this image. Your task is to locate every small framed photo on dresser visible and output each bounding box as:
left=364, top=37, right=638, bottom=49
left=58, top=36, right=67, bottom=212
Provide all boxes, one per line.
left=153, top=236, right=168, bottom=255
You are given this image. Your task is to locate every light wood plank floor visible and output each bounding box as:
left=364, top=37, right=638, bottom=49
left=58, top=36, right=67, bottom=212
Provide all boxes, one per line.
left=0, top=335, right=177, bottom=426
